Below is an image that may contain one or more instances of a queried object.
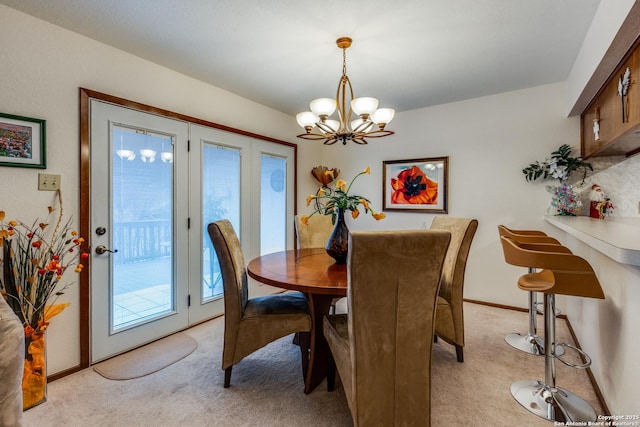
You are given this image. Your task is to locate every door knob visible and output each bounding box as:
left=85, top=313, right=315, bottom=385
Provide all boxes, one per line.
left=95, top=245, right=118, bottom=255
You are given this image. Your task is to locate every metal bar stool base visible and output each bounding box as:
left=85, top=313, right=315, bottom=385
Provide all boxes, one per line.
left=504, top=333, right=564, bottom=356
left=511, top=380, right=597, bottom=423
left=504, top=333, right=544, bottom=355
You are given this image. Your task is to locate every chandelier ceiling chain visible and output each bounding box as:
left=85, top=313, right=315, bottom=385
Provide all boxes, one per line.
left=296, top=37, right=395, bottom=145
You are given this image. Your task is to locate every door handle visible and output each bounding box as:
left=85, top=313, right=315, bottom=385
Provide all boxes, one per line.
left=95, top=245, right=118, bottom=255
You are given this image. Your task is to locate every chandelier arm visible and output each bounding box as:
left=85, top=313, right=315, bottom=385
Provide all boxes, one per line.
left=361, top=130, right=395, bottom=138
left=352, top=119, right=373, bottom=134
left=316, top=121, right=336, bottom=135
left=351, top=137, right=369, bottom=145
left=323, top=138, right=338, bottom=145
left=297, top=132, right=333, bottom=141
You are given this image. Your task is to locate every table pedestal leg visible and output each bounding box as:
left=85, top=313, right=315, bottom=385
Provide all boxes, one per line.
left=304, top=293, right=335, bottom=394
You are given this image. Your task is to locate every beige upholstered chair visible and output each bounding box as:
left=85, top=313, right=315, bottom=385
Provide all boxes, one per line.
left=0, top=295, right=24, bottom=426
left=295, top=214, right=342, bottom=313
left=430, top=216, right=478, bottom=362
left=207, top=220, right=312, bottom=388
left=294, top=214, right=333, bottom=249
left=324, top=230, right=451, bottom=426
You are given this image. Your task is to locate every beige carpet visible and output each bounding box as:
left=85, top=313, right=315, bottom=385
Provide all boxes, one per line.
left=23, top=302, right=603, bottom=426
left=93, top=332, right=198, bottom=380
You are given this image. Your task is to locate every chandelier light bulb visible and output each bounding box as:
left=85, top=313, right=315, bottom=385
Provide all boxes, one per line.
left=140, top=148, right=156, bottom=163
left=116, top=149, right=136, bottom=161
left=296, top=111, right=318, bottom=129
left=351, top=118, right=373, bottom=133
left=371, top=108, right=395, bottom=126
left=351, top=97, right=379, bottom=117
left=309, top=98, right=337, bottom=117
left=325, top=120, right=340, bottom=132
left=161, top=152, right=173, bottom=163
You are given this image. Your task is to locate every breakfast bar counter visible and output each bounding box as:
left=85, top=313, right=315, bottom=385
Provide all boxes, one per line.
left=544, top=215, right=640, bottom=266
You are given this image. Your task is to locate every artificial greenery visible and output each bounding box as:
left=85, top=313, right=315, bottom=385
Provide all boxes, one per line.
left=522, top=144, right=592, bottom=184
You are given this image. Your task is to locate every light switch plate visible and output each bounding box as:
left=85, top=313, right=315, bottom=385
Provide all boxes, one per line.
left=38, top=173, right=61, bottom=191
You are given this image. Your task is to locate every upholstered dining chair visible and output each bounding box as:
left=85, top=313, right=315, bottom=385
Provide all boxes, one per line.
left=207, top=220, right=312, bottom=388
left=295, top=214, right=342, bottom=314
left=294, top=214, right=334, bottom=249
left=324, top=229, right=451, bottom=426
left=430, top=216, right=478, bottom=362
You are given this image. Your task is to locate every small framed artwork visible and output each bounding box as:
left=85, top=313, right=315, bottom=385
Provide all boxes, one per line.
left=0, top=112, right=46, bottom=169
left=382, top=156, right=448, bottom=213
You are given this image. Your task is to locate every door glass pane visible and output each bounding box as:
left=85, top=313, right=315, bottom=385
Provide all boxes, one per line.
left=260, top=154, right=286, bottom=255
left=202, top=144, right=241, bottom=301
left=112, top=127, right=174, bottom=331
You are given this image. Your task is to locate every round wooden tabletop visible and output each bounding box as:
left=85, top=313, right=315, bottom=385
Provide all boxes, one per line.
left=247, top=248, right=347, bottom=296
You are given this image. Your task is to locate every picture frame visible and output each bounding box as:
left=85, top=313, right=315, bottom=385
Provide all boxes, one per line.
left=382, top=156, right=448, bottom=213
left=0, top=112, right=46, bottom=169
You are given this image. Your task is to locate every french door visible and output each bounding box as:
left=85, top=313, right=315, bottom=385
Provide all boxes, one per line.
left=89, top=99, right=295, bottom=362
left=90, top=101, right=190, bottom=362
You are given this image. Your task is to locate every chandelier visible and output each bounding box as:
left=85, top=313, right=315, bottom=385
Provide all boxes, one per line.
left=296, top=37, right=395, bottom=145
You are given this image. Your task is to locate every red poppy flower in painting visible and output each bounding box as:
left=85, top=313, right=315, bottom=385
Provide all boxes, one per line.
left=391, top=165, right=438, bottom=204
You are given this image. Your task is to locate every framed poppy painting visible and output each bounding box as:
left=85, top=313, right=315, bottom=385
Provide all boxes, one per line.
left=0, top=112, right=46, bottom=169
left=382, top=157, right=448, bottom=213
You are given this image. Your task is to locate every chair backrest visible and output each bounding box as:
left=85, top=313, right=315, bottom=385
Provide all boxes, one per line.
left=347, top=229, right=451, bottom=426
left=499, top=236, right=604, bottom=299
left=430, top=217, right=478, bottom=304
left=295, top=214, right=334, bottom=249
left=497, top=224, right=561, bottom=244
left=207, top=220, right=249, bottom=327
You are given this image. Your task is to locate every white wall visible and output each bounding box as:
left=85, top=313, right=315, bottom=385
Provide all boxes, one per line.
left=0, top=5, right=307, bottom=374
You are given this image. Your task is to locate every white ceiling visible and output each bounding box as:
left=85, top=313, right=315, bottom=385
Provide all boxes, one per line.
left=1, top=0, right=601, bottom=116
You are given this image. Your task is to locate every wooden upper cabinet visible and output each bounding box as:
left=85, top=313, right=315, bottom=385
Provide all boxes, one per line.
left=581, top=42, right=640, bottom=158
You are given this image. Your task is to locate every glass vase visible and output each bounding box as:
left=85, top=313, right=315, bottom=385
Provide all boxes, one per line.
left=325, top=208, right=349, bottom=264
left=22, top=329, right=47, bottom=410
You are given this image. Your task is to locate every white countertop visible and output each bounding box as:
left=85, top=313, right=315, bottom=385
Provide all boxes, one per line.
left=544, top=215, right=640, bottom=266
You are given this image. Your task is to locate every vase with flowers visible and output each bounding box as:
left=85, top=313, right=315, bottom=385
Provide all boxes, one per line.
left=522, top=144, right=592, bottom=216
left=302, top=166, right=385, bottom=263
left=0, top=191, right=88, bottom=409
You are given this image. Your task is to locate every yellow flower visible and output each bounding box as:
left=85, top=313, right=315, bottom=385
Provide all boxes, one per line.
left=336, top=179, right=347, bottom=192
left=8, top=220, right=17, bottom=227
left=362, top=166, right=370, bottom=174
left=306, top=195, right=315, bottom=207
left=0, top=211, right=4, bottom=221
left=71, top=230, right=78, bottom=236
left=351, top=209, right=360, bottom=219
left=372, top=212, right=386, bottom=220
left=359, top=199, right=369, bottom=211
left=300, top=216, right=309, bottom=225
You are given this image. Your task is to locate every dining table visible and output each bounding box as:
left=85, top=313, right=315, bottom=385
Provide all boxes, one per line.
left=246, top=247, right=347, bottom=394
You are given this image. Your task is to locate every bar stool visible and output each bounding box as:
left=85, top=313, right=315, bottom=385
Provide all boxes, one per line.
left=500, top=235, right=604, bottom=423
left=498, top=225, right=565, bottom=356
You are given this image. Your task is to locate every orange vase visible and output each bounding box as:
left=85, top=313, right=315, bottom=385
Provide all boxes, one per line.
left=22, top=330, right=47, bottom=410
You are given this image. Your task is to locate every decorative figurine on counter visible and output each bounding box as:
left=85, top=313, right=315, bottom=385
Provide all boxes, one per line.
left=589, top=184, right=614, bottom=219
